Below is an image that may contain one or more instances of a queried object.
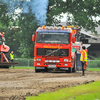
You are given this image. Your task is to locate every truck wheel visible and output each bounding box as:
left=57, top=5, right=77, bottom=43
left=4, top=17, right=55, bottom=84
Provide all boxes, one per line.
left=69, top=67, right=72, bottom=73
left=72, top=54, right=77, bottom=72
left=44, top=67, right=48, bottom=72
left=35, top=67, right=40, bottom=73
left=66, top=66, right=72, bottom=73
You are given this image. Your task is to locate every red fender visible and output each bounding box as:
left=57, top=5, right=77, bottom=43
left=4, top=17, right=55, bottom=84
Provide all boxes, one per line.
left=0, top=45, right=10, bottom=52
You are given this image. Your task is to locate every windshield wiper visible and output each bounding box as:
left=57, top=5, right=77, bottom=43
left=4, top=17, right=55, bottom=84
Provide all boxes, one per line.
left=46, top=49, right=60, bottom=56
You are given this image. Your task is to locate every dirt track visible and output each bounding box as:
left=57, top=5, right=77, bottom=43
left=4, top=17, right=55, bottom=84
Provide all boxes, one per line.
left=0, top=69, right=100, bottom=100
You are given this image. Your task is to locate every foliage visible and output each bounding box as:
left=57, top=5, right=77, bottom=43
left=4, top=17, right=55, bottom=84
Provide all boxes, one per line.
left=1, top=0, right=100, bottom=58
left=10, top=66, right=34, bottom=69
left=0, top=1, right=9, bottom=32
left=17, top=14, right=38, bottom=58
left=4, top=19, right=21, bottom=57
left=5, top=14, right=38, bottom=58
left=47, top=0, right=100, bottom=33
left=87, top=68, right=100, bottom=71
left=88, top=60, right=100, bottom=68
left=0, top=1, right=38, bottom=58
left=95, top=57, right=100, bottom=60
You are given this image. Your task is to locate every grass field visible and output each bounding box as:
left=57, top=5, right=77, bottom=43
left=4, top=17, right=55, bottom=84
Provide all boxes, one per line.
left=87, top=68, right=100, bottom=71
left=26, top=81, right=100, bottom=100
left=10, top=66, right=100, bottom=71
left=10, top=66, right=35, bottom=69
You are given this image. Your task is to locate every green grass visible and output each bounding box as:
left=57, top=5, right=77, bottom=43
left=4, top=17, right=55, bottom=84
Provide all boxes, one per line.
left=26, top=81, right=100, bottom=100
left=10, top=66, right=100, bottom=71
left=10, top=66, right=35, bottom=69
left=87, top=68, right=100, bottom=71
left=71, top=91, right=100, bottom=100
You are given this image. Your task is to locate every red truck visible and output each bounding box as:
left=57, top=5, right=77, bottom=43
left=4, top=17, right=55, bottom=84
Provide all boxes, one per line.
left=32, top=25, right=79, bottom=73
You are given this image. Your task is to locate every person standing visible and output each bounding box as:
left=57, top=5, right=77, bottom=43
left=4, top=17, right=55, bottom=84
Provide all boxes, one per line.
left=78, top=46, right=88, bottom=76
left=10, top=51, right=14, bottom=68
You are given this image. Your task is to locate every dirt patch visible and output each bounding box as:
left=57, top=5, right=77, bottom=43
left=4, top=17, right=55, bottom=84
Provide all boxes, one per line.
left=0, top=69, right=100, bottom=100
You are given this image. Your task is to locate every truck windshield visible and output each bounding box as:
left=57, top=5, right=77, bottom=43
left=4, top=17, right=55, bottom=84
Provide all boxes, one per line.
left=36, top=33, right=70, bottom=44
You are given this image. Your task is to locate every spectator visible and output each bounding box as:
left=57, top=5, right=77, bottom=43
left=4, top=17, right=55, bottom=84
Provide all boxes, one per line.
left=10, top=51, right=14, bottom=68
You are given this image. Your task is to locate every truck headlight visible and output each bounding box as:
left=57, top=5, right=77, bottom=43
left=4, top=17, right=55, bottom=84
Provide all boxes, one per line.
left=45, top=60, right=48, bottom=62
left=37, top=58, right=41, bottom=61
left=49, top=60, right=52, bottom=62
left=52, top=60, right=56, bottom=63
left=56, top=60, right=60, bottom=63
left=64, top=59, right=68, bottom=62
left=64, top=64, right=68, bottom=66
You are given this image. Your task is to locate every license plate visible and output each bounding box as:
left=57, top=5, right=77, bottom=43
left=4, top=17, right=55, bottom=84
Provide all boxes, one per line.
left=48, top=64, right=56, bottom=68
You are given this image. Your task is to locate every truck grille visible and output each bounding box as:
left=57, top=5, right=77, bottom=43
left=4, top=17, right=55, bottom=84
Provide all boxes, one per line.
left=37, top=48, right=69, bottom=57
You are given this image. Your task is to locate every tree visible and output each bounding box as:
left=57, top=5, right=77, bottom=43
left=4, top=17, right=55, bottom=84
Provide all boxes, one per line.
left=5, top=19, right=21, bottom=57
left=47, top=0, right=100, bottom=33
left=0, top=0, right=39, bottom=58
left=5, top=14, right=38, bottom=58
left=17, top=14, right=38, bottom=58
left=0, top=1, right=9, bottom=32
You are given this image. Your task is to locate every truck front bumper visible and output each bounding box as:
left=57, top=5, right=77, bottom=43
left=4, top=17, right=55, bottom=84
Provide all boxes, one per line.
left=34, top=62, right=71, bottom=68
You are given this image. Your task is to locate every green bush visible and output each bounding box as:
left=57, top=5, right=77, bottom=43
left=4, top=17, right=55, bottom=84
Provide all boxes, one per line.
left=88, top=60, right=100, bottom=68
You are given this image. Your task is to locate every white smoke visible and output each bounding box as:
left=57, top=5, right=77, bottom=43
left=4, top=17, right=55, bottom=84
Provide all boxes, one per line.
left=1, top=0, right=49, bottom=25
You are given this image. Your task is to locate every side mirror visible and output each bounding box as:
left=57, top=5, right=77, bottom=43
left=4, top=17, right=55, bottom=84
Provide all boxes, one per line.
left=72, top=37, right=75, bottom=43
left=32, top=34, right=35, bottom=42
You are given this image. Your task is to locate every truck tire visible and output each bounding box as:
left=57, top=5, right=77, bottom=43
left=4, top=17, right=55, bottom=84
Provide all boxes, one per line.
left=35, top=67, right=41, bottom=73
left=69, top=67, right=72, bottom=73
left=66, top=66, right=72, bottom=73
left=44, top=67, right=48, bottom=72
left=72, top=54, right=77, bottom=72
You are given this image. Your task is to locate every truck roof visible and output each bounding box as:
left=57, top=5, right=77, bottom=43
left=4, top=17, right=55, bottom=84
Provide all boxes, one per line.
left=36, top=26, right=72, bottom=33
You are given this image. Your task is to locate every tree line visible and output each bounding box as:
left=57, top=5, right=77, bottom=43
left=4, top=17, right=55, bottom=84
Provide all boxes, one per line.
left=0, top=0, right=100, bottom=58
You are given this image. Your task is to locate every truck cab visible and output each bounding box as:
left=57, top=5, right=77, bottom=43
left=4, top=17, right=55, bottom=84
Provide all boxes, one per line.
left=32, top=26, right=77, bottom=73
